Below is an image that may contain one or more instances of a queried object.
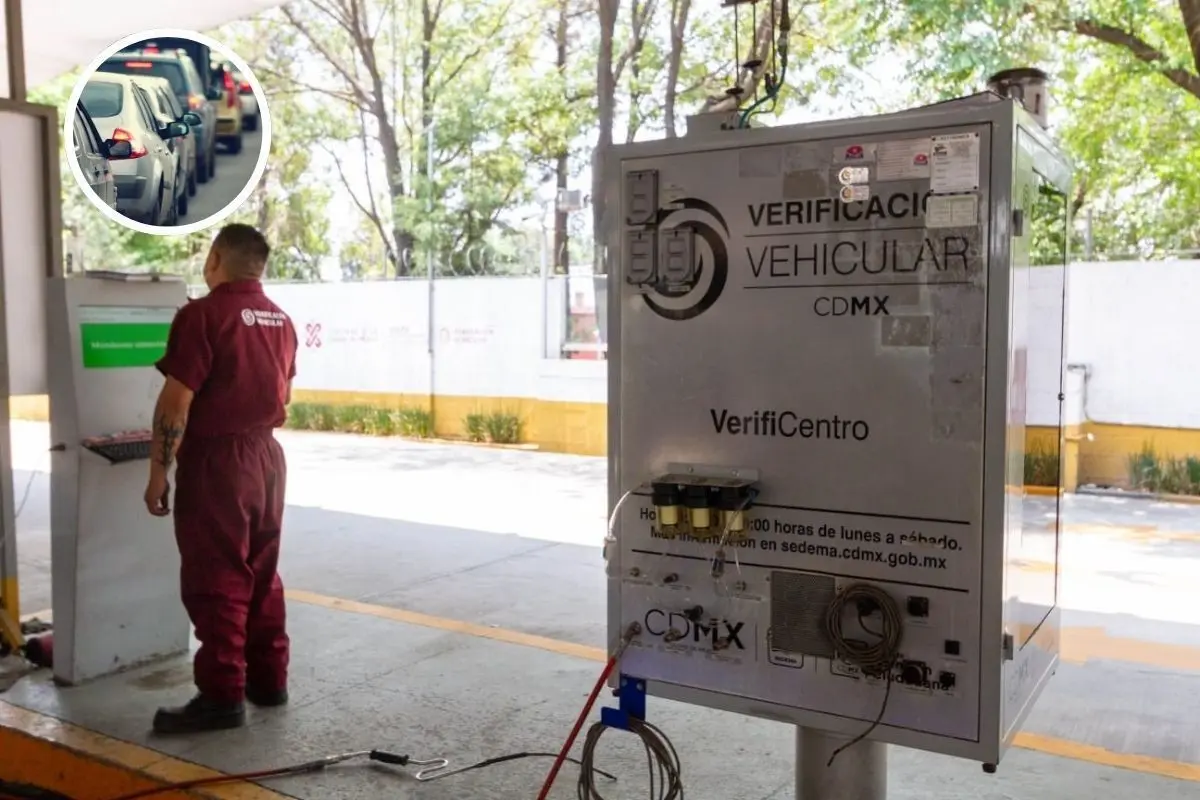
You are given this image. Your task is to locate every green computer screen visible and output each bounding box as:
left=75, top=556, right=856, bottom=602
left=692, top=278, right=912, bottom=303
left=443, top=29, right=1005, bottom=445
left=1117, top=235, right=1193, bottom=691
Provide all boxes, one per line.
left=78, top=305, right=177, bottom=369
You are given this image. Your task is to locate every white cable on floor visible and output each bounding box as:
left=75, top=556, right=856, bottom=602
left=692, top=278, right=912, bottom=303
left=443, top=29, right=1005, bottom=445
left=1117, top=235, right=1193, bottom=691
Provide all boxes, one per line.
left=576, top=716, right=683, bottom=800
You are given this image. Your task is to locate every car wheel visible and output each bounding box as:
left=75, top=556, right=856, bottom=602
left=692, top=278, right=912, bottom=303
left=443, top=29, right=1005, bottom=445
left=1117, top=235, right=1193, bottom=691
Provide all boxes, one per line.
left=208, top=146, right=217, bottom=178
left=188, top=168, right=197, bottom=196
left=147, top=185, right=163, bottom=226
left=228, top=135, right=243, bottom=155
left=244, top=115, right=257, bottom=132
left=178, top=186, right=188, bottom=217
left=197, top=155, right=210, bottom=185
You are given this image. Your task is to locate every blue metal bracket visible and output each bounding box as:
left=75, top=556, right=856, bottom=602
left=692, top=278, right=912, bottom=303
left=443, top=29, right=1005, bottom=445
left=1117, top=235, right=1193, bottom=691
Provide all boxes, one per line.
left=600, top=673, right=646, bottom=730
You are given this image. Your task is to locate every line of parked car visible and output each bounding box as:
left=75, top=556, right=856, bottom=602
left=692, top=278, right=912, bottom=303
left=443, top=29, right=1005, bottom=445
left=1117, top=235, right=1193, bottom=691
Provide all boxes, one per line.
left=71, top=41, right=261, bottom=227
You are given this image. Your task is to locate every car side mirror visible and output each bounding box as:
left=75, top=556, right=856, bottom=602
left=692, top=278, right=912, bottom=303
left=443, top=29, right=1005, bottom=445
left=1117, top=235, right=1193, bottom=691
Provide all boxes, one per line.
left=161, top=121, right=189, bottom=139
left=206, top=87, right=222, bottom=101
left=182, top=111, right=202, bottom=126
left=105, top=139, right=133, bottom=159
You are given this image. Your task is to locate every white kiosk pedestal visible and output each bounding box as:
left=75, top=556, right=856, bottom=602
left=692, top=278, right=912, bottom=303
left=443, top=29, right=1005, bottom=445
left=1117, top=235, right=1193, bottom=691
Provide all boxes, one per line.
left=47, top=272, right=191, bottom=684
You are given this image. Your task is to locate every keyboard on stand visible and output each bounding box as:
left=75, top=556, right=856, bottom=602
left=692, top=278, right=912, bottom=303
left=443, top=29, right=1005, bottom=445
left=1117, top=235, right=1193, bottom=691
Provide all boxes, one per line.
left=81, top=430, right=155, bottom=464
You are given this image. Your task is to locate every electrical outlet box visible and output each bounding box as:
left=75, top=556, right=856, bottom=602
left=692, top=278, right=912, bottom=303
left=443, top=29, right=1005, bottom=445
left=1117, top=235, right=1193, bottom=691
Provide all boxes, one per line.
left=626, top=230, right=657, bottom=285
left=659, top=227, right=697, bottom=287
left=603, top=93, right=1071, bottom=766
left=624, top=169, right=659, bottom=226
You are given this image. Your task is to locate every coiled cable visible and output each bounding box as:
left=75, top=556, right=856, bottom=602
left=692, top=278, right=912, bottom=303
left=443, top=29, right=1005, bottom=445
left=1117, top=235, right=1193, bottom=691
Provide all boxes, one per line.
left=822, top=583, right=904, bottom=766
left=577, top=717, right=683, bottom=800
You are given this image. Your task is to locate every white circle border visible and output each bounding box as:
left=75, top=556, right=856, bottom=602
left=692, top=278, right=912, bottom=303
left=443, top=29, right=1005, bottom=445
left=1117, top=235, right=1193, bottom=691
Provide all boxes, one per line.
left=63, top=28, right=273, bottom=237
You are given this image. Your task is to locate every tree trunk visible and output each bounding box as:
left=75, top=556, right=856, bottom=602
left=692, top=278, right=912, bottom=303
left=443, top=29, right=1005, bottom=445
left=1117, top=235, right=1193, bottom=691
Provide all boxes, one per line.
left=254, top=163, right=271, bottom=232
left=592, top=0, right=619, bottom=275
left=625, top=0, right=653, bottom=143
left=412, top=0, right=440, bottom=278
left=553, top=0, right=570, bottom=274
left=664, top=0, right=691, bottom=137
left=1184, top=0, right=1200, bottom=74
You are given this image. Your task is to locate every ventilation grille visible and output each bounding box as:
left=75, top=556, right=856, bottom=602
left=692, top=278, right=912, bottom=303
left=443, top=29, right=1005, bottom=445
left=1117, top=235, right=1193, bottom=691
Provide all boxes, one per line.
left=769, top=571, right=837, bottom=659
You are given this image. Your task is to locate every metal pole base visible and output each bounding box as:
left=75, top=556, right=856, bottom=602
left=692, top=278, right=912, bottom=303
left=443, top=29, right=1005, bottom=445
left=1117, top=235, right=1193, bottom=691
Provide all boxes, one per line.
left=796, top=727, right=887, bottom=800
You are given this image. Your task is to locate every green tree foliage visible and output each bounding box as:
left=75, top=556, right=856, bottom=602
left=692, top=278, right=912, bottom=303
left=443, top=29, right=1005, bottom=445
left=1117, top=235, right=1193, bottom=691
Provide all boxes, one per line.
left=39, top=0, right=1199, bottom=277
left=220, top=17, right=335, bottom=280
left=259, top=0, right=562, bottom=276
left=846, top=0, right=1200, bottom=258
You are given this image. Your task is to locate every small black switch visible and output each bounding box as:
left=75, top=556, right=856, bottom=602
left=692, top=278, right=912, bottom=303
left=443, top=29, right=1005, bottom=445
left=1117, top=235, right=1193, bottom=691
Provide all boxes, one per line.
left=906, top=596, right=930, bottom=617
left=944, top=639, right=961, bottom=656
left=899, top=660, right=927, bottom=687
left=938, top=671, right=957, bottom=691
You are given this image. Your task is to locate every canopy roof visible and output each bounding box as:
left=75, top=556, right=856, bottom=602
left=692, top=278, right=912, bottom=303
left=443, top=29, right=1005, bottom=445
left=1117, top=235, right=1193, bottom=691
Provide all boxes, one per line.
left=0, top=0, right=287, bottom=93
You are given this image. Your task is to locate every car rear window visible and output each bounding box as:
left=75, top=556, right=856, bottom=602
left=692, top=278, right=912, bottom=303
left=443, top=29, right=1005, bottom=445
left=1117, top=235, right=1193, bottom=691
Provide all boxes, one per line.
left=80, top=82, right=123, bottom=118
left=100, top=58, right=187, bottom=96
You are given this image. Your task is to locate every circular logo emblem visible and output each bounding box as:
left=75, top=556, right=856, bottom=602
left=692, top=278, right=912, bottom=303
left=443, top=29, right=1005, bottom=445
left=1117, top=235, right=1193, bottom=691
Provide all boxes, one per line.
left=241, top=309, right=256, bottom=326
left=643, top=198, right=730, bottom=322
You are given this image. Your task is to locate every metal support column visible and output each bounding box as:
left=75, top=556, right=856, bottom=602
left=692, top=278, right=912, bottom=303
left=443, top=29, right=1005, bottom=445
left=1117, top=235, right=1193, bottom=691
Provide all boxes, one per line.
left=4, top=0, right=25, bottom=101
left=796, top=727, right=887, bottom=800
left=0, top=0, right=27, bottom=653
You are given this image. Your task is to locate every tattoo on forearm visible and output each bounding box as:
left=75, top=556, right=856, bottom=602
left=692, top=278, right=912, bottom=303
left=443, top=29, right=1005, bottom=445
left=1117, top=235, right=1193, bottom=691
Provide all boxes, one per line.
left=154, top=414, right=185, bottom=469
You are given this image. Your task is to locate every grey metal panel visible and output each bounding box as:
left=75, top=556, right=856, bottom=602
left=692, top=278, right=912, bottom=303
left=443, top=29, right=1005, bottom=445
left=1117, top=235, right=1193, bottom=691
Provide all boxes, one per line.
left=977, top=101, right=1016, bottom=759
left=995, top=106, right=1072, bottom=760
left=48, top=275, right=192, bottom=684
left=0, top=103, right=58, bottom=393
left=0, top=101, right=59, bottom=649
left=604, top=98, right=1069, bottom=765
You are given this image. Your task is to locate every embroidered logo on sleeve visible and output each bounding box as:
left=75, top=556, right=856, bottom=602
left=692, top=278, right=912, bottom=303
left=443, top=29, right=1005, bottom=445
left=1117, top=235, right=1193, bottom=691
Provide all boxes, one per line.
left=241, top=309, right=288, bottom=328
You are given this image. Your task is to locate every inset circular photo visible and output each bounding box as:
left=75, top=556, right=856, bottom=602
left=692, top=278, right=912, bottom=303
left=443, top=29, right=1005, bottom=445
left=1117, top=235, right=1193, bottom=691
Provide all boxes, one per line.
left=65, top=29, right=272, bottom=236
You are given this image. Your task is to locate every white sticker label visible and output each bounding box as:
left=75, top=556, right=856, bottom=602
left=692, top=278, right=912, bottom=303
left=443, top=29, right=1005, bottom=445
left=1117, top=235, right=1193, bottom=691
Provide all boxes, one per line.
left=833, top=143, right=876, bottom=163
left=840, top=184, right=870, bottom=203
left=926, top=194, right=979, bottom=228
left=837, top=166, right=870, bottom=186
left=930, top=132, right=980, bottom=192
left=876, top=138, right=932, bottom=181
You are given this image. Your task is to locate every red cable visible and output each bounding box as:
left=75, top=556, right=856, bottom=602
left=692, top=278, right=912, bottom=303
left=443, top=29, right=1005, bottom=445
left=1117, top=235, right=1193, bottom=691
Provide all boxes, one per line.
left=535, top=654, right=619, bottom=800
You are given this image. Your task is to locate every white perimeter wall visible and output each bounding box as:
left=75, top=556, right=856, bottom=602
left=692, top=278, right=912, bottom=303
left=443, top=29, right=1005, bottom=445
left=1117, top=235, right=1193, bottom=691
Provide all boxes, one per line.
left=263, top=261, right=1198, bottom=429
left=265, top=276, right=607, bottom=404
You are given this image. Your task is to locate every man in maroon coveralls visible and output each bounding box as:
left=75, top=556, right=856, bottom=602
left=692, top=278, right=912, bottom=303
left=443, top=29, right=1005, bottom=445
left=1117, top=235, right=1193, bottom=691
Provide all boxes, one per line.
left=145, top=224, right=298, bottom=733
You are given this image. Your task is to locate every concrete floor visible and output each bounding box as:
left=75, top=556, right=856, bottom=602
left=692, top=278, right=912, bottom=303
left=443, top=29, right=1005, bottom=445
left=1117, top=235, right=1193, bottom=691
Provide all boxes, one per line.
left=6, top=422, right=1200, bottom=798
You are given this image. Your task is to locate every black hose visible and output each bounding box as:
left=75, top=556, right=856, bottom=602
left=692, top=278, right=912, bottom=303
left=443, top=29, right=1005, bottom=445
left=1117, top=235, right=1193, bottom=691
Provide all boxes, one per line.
left=0, top=781, right=79, bottom=800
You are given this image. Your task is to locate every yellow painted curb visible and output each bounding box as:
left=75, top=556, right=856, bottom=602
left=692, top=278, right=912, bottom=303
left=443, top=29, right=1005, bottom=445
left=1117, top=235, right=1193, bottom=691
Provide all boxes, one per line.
left=0, top=700, right=289, bottom=799
left=1022, top=485, right=1063, bottom=497
left=1150, top=492, right=1200, bottom=506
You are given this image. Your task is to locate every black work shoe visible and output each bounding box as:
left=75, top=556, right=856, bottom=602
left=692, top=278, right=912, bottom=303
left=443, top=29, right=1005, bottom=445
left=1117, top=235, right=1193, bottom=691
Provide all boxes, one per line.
left=152, top=694, right=245, bottom=734
left=246, top=686, right=289, bottom=707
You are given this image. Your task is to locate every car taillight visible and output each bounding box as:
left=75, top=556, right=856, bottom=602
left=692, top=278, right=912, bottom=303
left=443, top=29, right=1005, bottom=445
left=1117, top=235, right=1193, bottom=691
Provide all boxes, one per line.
left=124, top=61, right=153, bottom=68
left=111, top=127, right=147, bottom=158
left=188, top=94, right=205, bottom=111
left=239, top=80, right=252, bottom=94
left=223, top=71, right=236, bottom=107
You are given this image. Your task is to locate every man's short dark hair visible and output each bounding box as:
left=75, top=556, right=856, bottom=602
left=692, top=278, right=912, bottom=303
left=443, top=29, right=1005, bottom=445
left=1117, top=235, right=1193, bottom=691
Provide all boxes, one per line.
left=213, top=224, right=271, bottom=279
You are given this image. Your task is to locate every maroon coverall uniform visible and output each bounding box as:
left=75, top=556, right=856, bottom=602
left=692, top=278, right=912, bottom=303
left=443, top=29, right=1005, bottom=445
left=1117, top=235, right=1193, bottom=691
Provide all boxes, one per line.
left=155, top=280, right=298, bottom=704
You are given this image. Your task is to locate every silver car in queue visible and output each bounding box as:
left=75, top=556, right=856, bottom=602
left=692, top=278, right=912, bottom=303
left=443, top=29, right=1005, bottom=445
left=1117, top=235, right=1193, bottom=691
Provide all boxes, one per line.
left=133, top=74, right=199, bottom=218
left=79, top=73, right=194, bottom=226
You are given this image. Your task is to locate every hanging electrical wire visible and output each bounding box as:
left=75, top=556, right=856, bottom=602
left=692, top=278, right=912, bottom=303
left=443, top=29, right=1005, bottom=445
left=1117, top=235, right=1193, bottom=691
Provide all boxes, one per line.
left=738, top=0, right=792, bottom=128
left=534, top=622, right=641, bottom=800
left=576, top=716, right=683, bottom=800
left=822, top=583, right=904, bottom=766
